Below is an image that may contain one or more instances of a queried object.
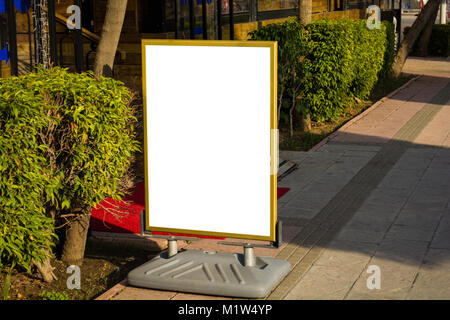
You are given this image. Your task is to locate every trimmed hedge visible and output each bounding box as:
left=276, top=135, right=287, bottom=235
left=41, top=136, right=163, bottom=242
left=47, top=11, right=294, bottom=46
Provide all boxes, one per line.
left=249, top=18, right=396, bottom=123
left=404, top=24, right=450, bottom=57
left=248, top=18, right=309, bottom=126
left=0, top=67, right=139, bottom=273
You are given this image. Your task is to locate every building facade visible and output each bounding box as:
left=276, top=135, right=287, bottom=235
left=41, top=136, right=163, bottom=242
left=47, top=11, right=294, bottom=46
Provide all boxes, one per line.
left=1, top=0, right=398, bottom=88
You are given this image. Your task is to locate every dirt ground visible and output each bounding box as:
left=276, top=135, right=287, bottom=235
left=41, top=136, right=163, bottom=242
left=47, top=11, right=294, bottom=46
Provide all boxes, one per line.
left=0, top=237, right=158, bottom=300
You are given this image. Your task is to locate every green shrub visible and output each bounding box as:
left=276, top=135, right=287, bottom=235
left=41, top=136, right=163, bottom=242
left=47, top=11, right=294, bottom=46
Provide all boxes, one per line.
left=0, top=67, right=139, bottom=276
left=352, top=20, right=392, bottom=98
left=404, top=24, right=450, bottom=57
left=0, top=76, right=58, bottom=274
left=380, top=21, right=396, bottom=78
left=249, top=18, right=396, bottom=124
left=302, top=19, right=356, bottom=121
left=249, top=18, right=309, bottom=130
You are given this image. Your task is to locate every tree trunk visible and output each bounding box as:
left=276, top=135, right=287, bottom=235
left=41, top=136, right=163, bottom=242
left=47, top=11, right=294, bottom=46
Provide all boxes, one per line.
left=415, top=6, right=439, bottom=56
left=33, top=210, right=58, bottom=283
left=94, top=0, right=128, bottom=78
left=392, top=0, right=440, bottom=77
left=278, top=84, right=285, bottom=127
left=299, top=0, right=312, bottom=25
left=61, top=214, right=91, bottom=266
left=289, top=103, right=295, bottom=137
left=301, top=113, right=312, bottom=132
left=33, top=250, right=58, bottom=283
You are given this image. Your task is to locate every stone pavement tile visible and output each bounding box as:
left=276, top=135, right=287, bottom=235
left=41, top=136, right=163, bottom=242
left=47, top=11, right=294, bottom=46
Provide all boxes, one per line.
left=278, top=170, right=322, bottom=189
left=318, top=144, right=381, bottom=153
left=406, top=248, right=450, bottom=300
left=344, top=216, right=393, bottom=235
left=283, top=191, right=335, bottom=213
left=313, top=240, right=378, bottom=268
left=429, top=155, right=450, bottom=170
left=278, top=206, right=317, bottom=219
left=403, top=57, right=450, bottom=77
left=417, top=170, right=450, bottom=189
left=402, top=193, right=449, bottom=212
left=284, top=263, right=364, bottom=300
left=431, top=214, right=450, bottom=250
left=331, top=133, right=389, bottom=145
left=384, top=224, right=436, bottom=242
left=344, top=239, right=429, bottom=299
left=334, top=228, right=386, bottom=244
left=371, top=186, right=413, bottom=199
left=363, top=189, right=410, bottom=209
left=353, top=202, right=402, bottom=222
left=399, top=147, right=437, bottom=160
left=375, top=239, right=429, bottom=264
left=342, top=150, right=380, bottom=159
left=412, top=105, right=450, bottom=147
left=394, top=207, right=443, bottom=229
left=435, top=147, right=450, bottom=159
left=300, top=180, right=348, bottom=194
left=377, top=169, right=422, bottom=191
left=279, top=151, right=309, bottom=162
left=112, top=286, right=177, bottom=300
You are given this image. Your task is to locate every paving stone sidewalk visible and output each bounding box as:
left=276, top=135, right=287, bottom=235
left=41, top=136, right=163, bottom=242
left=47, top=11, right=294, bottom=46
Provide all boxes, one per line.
left=98, top=57, right=450, bottom=300
left=276, top=57, right=450, bottom=300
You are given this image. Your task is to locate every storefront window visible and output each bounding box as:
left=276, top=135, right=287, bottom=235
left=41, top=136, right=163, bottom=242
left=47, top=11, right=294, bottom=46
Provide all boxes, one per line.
left=258, top=0, right=298, bottom=11
left=221, top=0, right=251, bottom=14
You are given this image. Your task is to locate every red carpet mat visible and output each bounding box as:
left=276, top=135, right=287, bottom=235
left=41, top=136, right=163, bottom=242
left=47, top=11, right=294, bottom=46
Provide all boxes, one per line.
left=91, top=182, right=291, bottom=236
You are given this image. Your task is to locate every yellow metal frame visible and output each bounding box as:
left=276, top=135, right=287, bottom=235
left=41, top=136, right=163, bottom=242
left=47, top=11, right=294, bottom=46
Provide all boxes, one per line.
left=141, top=39, right=278, bottom=241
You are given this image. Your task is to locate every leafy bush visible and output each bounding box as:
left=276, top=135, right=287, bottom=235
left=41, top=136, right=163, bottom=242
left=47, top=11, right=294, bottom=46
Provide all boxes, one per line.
left=404, top=24, right=450, bottom=57
left=303, top=19, right=395, bottom=121
left=380, top=21, right=396, bottom=78
left=0, top=67, right=140, bottom=275
left=301, top=19, right=356, bottom=121
left=249, top=18, right=309, bottom=133
left=249, top=18, right=396, bottom=124
left=0, top=76, right=58, bottom=273
left=352, top=20, right=392, bottom=98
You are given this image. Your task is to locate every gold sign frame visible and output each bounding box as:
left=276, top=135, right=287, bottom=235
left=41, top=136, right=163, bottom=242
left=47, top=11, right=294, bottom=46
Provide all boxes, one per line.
left=141, top=39, right=278, bottom=241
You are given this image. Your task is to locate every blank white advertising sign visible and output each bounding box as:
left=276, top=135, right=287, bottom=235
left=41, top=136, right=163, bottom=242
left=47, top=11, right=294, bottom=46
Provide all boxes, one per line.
left=143, top=40, right=277, bottom=241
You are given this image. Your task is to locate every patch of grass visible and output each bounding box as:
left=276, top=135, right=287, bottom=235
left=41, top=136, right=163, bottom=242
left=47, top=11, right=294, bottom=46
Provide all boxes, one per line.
left=39, top=290, right=69, bottom=300
left=280, top=74, right=414, bottom=151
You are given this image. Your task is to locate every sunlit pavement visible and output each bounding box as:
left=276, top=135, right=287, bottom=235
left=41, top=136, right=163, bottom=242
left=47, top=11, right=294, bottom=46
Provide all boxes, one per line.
left=97, top=57, right=450, bottom=300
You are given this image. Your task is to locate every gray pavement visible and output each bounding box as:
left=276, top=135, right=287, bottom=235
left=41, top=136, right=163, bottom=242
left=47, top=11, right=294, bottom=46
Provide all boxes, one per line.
left=274, top=58, right=450, bottom=300
left=100, top=57, right=450, bottom=300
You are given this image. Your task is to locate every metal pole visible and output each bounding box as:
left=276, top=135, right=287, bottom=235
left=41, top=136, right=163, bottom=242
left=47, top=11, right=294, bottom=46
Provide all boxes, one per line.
left=47, top=0, right=57, bottom=65
left=253, top=0, right=258, bottom=21
left=244, top=245, right=255, bottom=267
left=6, top=0, right=18, bottom=76
left=229, top=0, right=233, bottom=40
left=440, top=0, right=447, bottom=24
left=202, top=0, right=207, bottom=39
left=26, top=11, right=33, bottom=71
left=174, top=0, right=178, bottom=39
left=189, top=0, right=195, bottom=39
left=217, top=0, right=222, bottom=40
left=168, top=239, right=178, bottom=257
left=74, top=0, right=83, bottom=72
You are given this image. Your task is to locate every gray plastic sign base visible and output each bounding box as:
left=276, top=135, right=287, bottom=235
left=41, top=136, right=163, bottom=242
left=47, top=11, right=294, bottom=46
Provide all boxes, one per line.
left=127, top=249, right=291, bottom=298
